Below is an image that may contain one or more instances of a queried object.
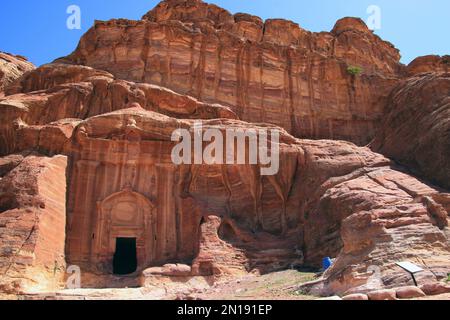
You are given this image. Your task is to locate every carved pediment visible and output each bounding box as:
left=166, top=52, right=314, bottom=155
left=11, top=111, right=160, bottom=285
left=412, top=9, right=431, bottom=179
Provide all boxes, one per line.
left=99, top=189, right=155, bottom=227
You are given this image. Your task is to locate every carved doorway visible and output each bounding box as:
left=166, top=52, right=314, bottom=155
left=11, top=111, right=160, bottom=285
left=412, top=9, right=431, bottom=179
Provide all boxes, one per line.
left=113, top=238, right=138, bottom=275
left=92, top=189, right=156, bottom=273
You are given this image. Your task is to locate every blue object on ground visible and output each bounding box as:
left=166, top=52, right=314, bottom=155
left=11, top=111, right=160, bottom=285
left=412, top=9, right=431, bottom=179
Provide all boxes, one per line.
left=322, top=257, right=333, bottom=271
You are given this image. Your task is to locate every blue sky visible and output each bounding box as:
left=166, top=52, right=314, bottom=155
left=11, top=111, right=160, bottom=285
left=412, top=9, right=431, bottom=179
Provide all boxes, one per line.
left=0, top=0, right=449, bottom=66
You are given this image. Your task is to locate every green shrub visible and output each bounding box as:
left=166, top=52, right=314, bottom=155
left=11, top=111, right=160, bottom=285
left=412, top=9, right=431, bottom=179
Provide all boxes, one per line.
left=347, top=65, right=363, bottom=76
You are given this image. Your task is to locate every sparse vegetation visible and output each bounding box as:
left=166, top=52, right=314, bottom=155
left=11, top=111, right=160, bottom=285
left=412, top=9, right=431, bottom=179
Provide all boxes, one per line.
left=347, top=65, right=363, bottom=76
left=442, top=57, right=450, bottom=66
left=447, top=273, right=450, bottom=282
left=208, top=270, right=318, bottom=300
left=293, top=288, right=310, bottom=296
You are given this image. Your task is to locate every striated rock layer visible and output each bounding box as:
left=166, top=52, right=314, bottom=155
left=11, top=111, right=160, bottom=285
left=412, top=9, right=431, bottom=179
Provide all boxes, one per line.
left=406, top=55, right=450, bottom=76
left=0, top=154, right=67, bottom=294
left=0, top=52, right=35, bottom=97
left=61, top=0, right=403, bottom=145
left=1, top=101, right=449, bottom=295
left=0, top=0, right=449, bottom=298
left=0, top=63, right=237, bottom=157
left=372, top=72, right=450, bottom=190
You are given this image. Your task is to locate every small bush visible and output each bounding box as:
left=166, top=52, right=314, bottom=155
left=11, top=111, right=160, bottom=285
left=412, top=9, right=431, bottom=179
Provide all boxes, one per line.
left=347, top=65, right=363, bottom=76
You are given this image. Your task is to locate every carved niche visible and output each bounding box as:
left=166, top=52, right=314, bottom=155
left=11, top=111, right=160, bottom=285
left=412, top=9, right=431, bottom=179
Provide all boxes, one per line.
left=91, top=189, right=156, bottom=273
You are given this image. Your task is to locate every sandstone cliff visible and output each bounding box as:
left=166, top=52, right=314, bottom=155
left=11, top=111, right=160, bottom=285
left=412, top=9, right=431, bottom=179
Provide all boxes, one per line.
left=406, top=55, right=450, bottom=76
left=0, top=52, right=35, bottom=97
left=0, top=154, right=67, bottom=293
left=372, top=72, right=450, bottom=190
left=0, top=0, right=449, bottom=299
left=61, top=0, right=403, bottom=145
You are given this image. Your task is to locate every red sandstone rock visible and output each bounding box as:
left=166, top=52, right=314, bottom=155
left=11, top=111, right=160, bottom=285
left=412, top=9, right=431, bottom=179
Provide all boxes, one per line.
left=407, top=55, right=450, bottom=75
left=0, top=154, right=67, bottom=294
left=64, top=0, right=402, bottom=145
left=0, top=52, right=35, bottom=97
left=0, top=64, right=237, bottom=156
left=9, top=105, right=445, bottom=294
left=0, top=0, right=449, bottom=299
left=372, top=73, right=450, bottom=189
left=342, top=293, right=369, bottom=301
left=0, top=153, right=25, bottom=176
left=301, top=163, right=450, bottom=296
left=395, top=286, right=426, bottom=299
left=5, top=63, right=114, bottom=95
left=367, top=289, right=397, bottom=301
left=142, top=264, right=192, bottom=277
left=420, top=283, right=450, bottom=296
left=331, top=17, right=371, bottom=35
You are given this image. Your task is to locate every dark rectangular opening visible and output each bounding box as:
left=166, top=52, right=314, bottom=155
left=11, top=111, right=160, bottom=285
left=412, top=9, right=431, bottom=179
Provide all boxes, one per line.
left=113, top=238, right=137, bottom=275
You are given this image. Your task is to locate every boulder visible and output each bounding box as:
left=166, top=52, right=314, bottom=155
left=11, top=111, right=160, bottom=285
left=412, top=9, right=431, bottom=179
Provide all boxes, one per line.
left=395, top=286, right=426, bottom=299
left=420, top=283, right=450, bottom=296
left=367, top=289, right=397, bottom=301
left=342, top=294, right=369, bottom=301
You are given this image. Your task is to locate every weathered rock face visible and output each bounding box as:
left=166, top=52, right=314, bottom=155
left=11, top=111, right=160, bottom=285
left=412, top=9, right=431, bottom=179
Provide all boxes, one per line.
left=315, top=168, right=450, bottom=295
left=64, top=107, right=303, bottom=275
left=63, top=0, right=402, bottom=145
left=406, top=55, right=450, bottom=76
left=372, top=72, right=450, bottom=189
left=0, top=0, right=449, bottom=298
left=0, top=52, right=35, bottom=97
left=1, top=101, right=449, bottom=295
left=0, top=154, right=67, bottom=294
left=0, top=63, right=237, bottom=157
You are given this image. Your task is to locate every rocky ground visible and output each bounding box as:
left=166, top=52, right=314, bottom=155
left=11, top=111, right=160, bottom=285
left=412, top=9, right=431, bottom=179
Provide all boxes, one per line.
left=0, top=270, right=315, bottom=300
left=3, top=270, right=449, bottom=300
left=192, top=270, right=318, bottom=300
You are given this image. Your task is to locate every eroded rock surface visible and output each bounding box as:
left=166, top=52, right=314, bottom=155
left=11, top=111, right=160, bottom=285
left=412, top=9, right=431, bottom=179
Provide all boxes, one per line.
left=62, top=0, right=403, bottom=145
left=0, top=0, right=449, bottom=298
left=0, top=52, right=35, bottom=97
left=372, top=72, right=450, bottom=189
left=407, top=55, right=450, bottom=76
left=0, top=154, right=67, bottom=294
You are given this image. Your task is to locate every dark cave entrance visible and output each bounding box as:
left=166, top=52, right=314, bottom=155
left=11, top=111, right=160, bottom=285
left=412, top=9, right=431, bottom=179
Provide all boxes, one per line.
left=113, top=238, right=137, bottom=275
left=218, top=222, right=239, bottom=244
